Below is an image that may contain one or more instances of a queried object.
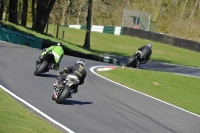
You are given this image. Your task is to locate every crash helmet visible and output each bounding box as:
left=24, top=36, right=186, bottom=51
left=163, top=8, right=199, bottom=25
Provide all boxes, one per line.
left=57, top=42, right=63, bottom=46
left=77, top=59, right=86, bottom=67
left=146, top=43, right=152, bottom=48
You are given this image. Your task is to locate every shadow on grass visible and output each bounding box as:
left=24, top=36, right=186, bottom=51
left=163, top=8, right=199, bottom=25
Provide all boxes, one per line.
left=151, top=58, right=179, bottom=64
left=71, top=43, right=131, bottom=57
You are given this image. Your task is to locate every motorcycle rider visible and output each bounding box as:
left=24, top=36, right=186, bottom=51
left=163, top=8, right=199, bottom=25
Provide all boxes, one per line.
left=135, top=43, right=152, bottom=66
left=36, top=42, right=64, bottom=70
left=53, top=59, right=87, bottom=98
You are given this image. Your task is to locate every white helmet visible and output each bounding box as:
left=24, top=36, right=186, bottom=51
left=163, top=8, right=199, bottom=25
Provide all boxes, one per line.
left=57, top=42, right=63, bottom=46
left=77, top=59, right=86, bottom=67
left=147, top=43, right=152, bottom=48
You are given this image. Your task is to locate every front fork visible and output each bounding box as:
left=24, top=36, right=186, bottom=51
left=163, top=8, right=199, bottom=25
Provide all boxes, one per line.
left=53, top=80, right=68, bottom=99
left=53, top=86, right=63, bottom=99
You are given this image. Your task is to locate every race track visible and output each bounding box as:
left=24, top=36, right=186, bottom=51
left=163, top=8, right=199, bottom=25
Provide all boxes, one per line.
left=0, top=42, right=200, bottom=133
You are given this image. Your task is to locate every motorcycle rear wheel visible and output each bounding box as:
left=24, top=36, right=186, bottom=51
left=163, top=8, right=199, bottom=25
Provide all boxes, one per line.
left=56, top=86, right=71, bottom=104
left=34, top=60, right=48, bottom=76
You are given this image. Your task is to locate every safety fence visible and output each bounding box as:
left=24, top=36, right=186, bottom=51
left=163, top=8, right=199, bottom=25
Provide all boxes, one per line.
left=121, top=9, right=153, bottom=31
left=0, top=26, right=42, bottom=49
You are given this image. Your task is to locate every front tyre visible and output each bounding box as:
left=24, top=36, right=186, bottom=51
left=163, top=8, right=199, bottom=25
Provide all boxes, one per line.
left=132, top=62, right=138, bottom=68
left=56, top=86, right=71, bottom=104
left=126, top=56, right=137, bottom=67
left=34, top=60, right=48, bottom=76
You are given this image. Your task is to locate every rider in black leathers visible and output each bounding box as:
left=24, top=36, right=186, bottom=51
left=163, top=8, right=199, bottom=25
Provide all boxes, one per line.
left=54, top=59, right=87, bottom=96
left=135, top=43, right=152, bottom=66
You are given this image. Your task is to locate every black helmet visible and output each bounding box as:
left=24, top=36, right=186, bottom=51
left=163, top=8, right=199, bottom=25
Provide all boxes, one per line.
left=77, top=59, right=86, bottom=67
left=147, top=43, right=152, bottom=48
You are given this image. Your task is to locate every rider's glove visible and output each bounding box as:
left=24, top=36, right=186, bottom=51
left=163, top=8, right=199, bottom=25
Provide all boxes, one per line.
left=59, top=71, right=63, bottom=75
left=136, top=51, right=142, bottom=59
left=42, top=48, right=47, bottom=52
left=63, top=67, right=69, bottom=73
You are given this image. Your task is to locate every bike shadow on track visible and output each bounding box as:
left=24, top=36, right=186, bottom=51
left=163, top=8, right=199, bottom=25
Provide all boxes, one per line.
left=38, top=73, right=58, bottom=78
left=60, top=99, right=93, bottom=105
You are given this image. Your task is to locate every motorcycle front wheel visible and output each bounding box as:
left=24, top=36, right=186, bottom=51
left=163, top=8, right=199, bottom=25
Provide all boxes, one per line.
left=56, top=85, right=71, bottom=104
left=126, top=56, right=137, bottom=67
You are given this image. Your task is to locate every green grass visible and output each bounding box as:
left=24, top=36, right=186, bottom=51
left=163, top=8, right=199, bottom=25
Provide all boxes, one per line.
left=97, top=68, right=200, bottom=115
left=0, top=88, right=61, bottom=133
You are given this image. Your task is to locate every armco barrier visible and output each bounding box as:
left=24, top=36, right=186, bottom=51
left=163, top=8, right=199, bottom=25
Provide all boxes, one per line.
left=0, top=27, right=42, bottom=49
left=61, top=25, right=123, bottom=35
left=102, top=55, right=120, bottom=65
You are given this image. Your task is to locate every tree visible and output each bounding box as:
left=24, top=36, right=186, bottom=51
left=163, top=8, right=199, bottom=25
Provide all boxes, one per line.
left=33, top=0, right=56, bottom=33
left=32, top=0, right=36, bottom=28
left=21, top=0, right=28, bottom=26
left=0, top=0, right=5, bottom=20
left=182, top=0, right=189, bottom=18
left=83, top=0, right=92, bottom=49
left=58, top=0, right=87, bottom=25
left=189, top=0, right=199, bottom=18
left=60, top=0, right=69, bottom=25
left=9, top=0, right=18, bottom=24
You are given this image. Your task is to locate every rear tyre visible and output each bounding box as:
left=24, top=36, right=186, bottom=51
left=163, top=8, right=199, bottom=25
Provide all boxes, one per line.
left=34, top=60, right=48, bottom=76
left=56, top=86, right=71, bottom=104
left=126, top=57, right=137, bottom=67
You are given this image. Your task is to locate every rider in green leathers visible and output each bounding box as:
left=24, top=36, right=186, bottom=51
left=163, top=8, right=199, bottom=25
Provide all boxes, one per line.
left=36, top=42, right=64, bottom=70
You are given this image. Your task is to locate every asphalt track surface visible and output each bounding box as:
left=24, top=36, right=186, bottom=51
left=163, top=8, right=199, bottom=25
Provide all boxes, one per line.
left=0, top=42, right=200, bottom=133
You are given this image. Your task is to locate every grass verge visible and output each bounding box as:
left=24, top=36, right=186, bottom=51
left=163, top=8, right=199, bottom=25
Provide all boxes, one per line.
left=0, top=88, right=61, bottom=133
left=97, top=68, right=200, bottom=115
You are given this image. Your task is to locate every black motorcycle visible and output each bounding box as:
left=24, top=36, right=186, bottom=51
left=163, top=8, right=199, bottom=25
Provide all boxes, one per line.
left=34, top=52, right=55, bottom=76
left=125, top=52, right=141, bottom=68
left=52, top=73, right=80, bottom=104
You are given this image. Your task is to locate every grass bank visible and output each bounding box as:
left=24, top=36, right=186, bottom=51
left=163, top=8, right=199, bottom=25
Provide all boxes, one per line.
left=0, top=88, right=61, bottom=133
left=44, top=24, right=200, bottom=68
left=97, top=68, right=200, bottom=115
left=2, top=21, right=200, bottom=68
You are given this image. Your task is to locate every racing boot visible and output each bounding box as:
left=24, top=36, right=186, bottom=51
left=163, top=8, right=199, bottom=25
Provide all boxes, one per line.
left=50, top=63, right=59, bottom=70
left=53, top=64, right=59, bottom=70
left=36, top=56, right=42, bottom=65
